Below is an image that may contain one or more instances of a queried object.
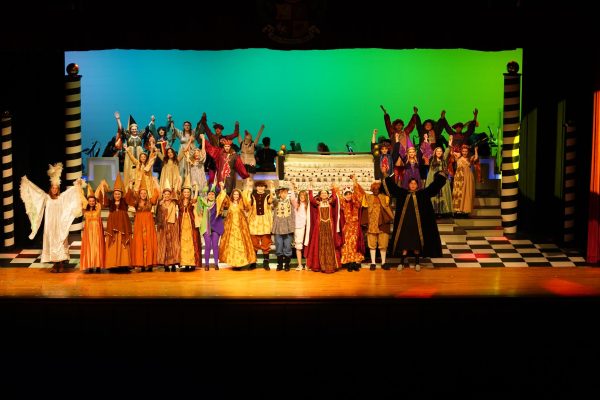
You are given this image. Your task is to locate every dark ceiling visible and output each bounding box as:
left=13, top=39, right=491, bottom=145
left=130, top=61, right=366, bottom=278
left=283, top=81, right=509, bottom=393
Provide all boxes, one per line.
left=1, top=0, right=593, bottom=51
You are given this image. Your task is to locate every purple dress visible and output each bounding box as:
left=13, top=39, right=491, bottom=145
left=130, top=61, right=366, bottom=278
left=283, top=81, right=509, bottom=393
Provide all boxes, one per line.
left=401, top=160, right=422, bottom=189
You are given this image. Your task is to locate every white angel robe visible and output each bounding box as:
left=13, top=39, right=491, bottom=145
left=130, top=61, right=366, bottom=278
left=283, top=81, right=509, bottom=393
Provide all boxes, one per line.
left=20, top=177, right=82, bottom=263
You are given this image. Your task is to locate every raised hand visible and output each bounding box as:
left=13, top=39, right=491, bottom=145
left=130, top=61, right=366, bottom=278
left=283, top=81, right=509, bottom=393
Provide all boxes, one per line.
left=474, top=108, right=479, bottom=116
left=441, top=110, right=446, bottom=118
left=413, top=106, right=418, bottom=114
left=380, top=105, right=387, bottom=114
left=150, top=115, right=155, bottom=122
left=218, top=181, right=225, bottom=189
left=373, top=128, right=378, bottom=136
left=114, top=111, right=120, bottom=120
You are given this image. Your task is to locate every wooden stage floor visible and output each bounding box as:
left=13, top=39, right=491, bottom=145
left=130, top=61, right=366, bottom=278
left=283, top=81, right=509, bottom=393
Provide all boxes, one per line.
left=1, top=267, right=599, bottom=299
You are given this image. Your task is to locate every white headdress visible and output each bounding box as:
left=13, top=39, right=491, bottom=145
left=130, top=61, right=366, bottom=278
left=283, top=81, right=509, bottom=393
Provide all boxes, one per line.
left=47, top=162, right=63, bottom=187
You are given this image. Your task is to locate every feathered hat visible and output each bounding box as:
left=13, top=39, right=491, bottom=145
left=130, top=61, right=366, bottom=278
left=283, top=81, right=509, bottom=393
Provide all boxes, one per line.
left=113, top=173, right=124, bottom=192
left=47, top=162, right=63, bottom=187
left=220, top=137, right=233, bottom=146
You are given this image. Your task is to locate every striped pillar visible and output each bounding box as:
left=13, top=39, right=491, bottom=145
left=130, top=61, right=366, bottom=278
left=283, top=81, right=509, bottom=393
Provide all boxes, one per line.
left=1, top=111, right=15, bottom=249
left=563, top=123, right=576, bottom=243
left=65, top=64, right=83, bottom=231
left=501, top=62, right=521, bottom=235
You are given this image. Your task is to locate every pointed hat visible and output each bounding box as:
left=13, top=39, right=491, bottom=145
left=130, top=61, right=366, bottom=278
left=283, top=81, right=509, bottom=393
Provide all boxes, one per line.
left=127, top=115, right=138, bottom=131
left=138, top=176, right=148, bottom=192
left=162, top=177, right=172, bottom=192
left=86, top=182, right=95, bottom=198
left=182, top=174, right=192, bottom=190
left=113, top=173, right=124, bottom=192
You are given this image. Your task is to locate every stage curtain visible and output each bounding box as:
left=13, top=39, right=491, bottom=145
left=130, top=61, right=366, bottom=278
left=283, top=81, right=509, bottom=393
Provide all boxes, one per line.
left=587, top=92, right=600, bottom=263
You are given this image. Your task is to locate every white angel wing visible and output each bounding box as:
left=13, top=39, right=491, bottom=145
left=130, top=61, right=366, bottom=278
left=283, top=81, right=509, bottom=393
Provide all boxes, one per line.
left=20, top=176, right=48, bottom=240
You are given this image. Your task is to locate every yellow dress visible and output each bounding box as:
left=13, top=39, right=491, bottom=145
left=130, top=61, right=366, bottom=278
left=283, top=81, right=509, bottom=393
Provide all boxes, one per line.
left=219, top=194, right=257, bottom=267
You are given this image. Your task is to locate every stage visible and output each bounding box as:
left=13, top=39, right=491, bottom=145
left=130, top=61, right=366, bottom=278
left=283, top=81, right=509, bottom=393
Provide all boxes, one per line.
left=1, top=265, right=599, bottom=299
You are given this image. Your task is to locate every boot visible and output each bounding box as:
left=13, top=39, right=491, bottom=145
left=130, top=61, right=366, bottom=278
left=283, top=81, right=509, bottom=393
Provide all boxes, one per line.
left=263, top=253, right=270, bottom=271
left=415, top=255, right=421, bottom=272
left=276, top=255, right=284, bottom=271
left=284, top=255, right=291, bottom=272
left=95, top=267, right=102, bottom=274
left=398, top=255, right=405, bottom=271
left=205, top=264, right=210, bottom=271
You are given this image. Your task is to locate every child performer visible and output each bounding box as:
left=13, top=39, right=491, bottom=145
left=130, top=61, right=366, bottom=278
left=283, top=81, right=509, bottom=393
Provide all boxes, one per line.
left=197, top=183, right=226, bottom=270
left=272, top=183, right=295, bottom=272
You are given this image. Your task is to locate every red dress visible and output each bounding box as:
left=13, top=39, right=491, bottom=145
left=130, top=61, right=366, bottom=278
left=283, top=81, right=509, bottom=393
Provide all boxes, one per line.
left=305, top=191, right=342, bottom=273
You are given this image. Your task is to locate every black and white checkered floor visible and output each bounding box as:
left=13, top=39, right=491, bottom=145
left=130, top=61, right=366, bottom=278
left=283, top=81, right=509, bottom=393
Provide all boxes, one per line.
left=0, top=236, right=589, bottom=269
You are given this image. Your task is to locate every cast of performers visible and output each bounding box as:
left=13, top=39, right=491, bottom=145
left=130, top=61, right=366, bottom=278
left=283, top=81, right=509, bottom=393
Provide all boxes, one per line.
left=197, top=183, right=226, bottom=270
left=157, top=147, right=183, bottom=199
left=441, top=109, right=482, bottom=182
left=339, top=175, right=365, bottom=272
left=184, top=142, right=207, bottom=196
left=372, top=129, right=394, bottom=180
left=20, top=163, right=83, bottom=273
left=452, top=144, right=478, bottom=217
left=178, top=176, right=202, bottom=272
left=382, top=171, right=448, bottom=271
left=414, top=107, right=447, bottom=179
left=361, top=180, right=394, bottom=271
left=126, top=176, right=159, bottom=272
left=399, top=147, right=422, bottom=190
left=272, top=183, right=295, bottom=271
left=79, top=181, right=107, bottom=273
left=104, top=174, right=133, bottom=272
left=245, top=180, right=275, bottom=270
left=156, top=181, right=181, bottom=272
left=168, top=114, right=198, bottom=177
left=147, top=116, right=171, bottom=174
left=238, top=124, right=264, bottom=176
left=125, top=142, right=157, bottom=193
left=381, top=105, right=416, bottom=182
left=218, top=181, right=257, bottom=270
left=114, top=112, right=144, bottom=193
left=291, top=181, right=310, bottom=271
left=201, top=133, right=249, bottom=195
left=425, top=138, right=454, bottom=217
left=305, top=180, right=341, bottom=273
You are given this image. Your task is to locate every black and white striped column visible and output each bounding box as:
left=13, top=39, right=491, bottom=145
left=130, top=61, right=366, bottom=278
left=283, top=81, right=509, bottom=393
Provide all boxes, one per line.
left=501, top=62, right=521, bottom=235
left=1, top=111, right=15, bottom=249
left=563, top=123, right=576, bottom=243
left=65, top=63, right=83, bottom=231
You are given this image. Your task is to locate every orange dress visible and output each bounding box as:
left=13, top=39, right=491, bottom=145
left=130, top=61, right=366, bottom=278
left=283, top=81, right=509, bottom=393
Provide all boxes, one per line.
left=105, top=199, right=132, bottom=268
left=80, top=199, right=105, bottom=270
left=126, top=189, right=159, bottom=267
left=339, top=184, right=365, bottom=264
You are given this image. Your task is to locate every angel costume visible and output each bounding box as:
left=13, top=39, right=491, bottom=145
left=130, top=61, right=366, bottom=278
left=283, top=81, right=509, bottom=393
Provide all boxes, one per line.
left=20, top=175, right=82, bottom=264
